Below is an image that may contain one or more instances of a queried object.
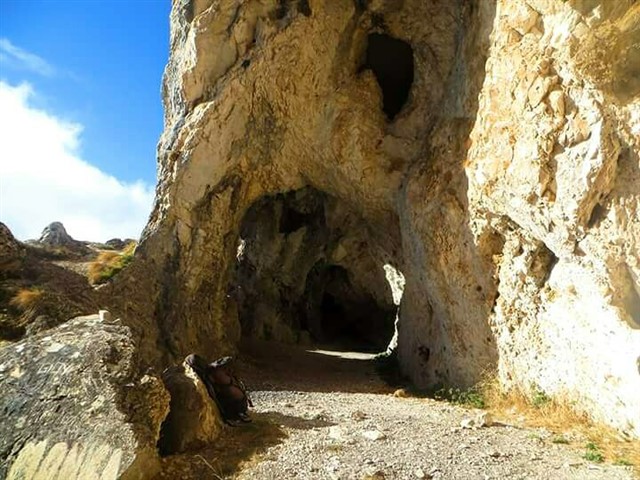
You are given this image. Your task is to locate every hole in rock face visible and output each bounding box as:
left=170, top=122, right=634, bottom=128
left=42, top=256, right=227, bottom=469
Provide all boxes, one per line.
left=231, top=187, right=399, bottom=353
left=364, top=33, right=414, bottom=120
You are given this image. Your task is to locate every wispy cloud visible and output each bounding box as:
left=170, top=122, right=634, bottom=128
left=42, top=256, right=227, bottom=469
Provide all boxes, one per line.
left=0, top=38, right=55, bottom=77
left=0, top=81, right=154, bottom=242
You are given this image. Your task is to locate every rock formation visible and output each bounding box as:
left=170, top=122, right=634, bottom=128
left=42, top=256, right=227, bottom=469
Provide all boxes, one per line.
left=33, top=222, right=91, bottom=256
left=0, top=314, right=169, bottom=479
left=102, top=0, right=640, bottom=439
left=37, top=222, right=77, bottom=247
left=3, top=0, right=638, bottom=474
left=158, top=359, right=224, bottom=455
left=0, top=222, right=24, bottom=275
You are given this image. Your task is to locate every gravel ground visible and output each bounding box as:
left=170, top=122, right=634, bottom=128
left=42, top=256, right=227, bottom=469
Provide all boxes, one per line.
left=158, top=341, right=637, bottom=480
left=237, top=391, right=634, bottom=480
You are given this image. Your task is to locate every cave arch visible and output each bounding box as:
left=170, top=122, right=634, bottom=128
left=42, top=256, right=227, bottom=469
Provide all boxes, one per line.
left=364, top=33, right=414, bottom=120
left=231, top=187, right=401, bottom=353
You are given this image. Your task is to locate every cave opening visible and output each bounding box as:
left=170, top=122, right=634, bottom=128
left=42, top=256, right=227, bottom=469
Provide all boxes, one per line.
left=363, top=33, right=414, bottom=120
left=231, top=187, right=400, bottom=354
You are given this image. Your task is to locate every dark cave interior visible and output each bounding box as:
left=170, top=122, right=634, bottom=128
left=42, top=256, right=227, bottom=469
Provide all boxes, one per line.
left=363, top=33, right=414, bottom=120
left=232, top=188, right=397, bottom=353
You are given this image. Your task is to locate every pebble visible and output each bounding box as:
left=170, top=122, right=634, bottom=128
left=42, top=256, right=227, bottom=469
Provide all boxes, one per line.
left=476, top=411, right=493, bottom=427
left=329, top=426, right=344, bottom=440
left=362, top=430, right=386, bottom=441
left=352, top=410, right=367, bottom=421
left=461, top=418, right=475, bottom=429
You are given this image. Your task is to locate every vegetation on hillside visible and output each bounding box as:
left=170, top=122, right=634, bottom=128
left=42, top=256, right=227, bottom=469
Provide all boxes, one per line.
left=88, top=241, right=136, bottom=285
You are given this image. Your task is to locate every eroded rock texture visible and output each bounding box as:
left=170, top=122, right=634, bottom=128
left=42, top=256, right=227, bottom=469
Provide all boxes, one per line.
left=158, top=359, right=224, bottom=455
left=0, top=315, right=169, bottom=479
left=104, top=0, right=639, bottom=438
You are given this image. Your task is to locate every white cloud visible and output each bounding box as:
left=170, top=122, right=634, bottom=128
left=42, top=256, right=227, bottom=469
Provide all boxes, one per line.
left=0, top=38, right=55, bottom=77
left=0, top=81, right=155, bottom=242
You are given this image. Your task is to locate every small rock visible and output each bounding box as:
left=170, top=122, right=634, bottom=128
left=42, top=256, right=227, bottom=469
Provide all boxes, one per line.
left=547, top=90, right=565, bottom=117
left=414, top=468, right=427, bottom=479
left=99, top=310, right=112, bottom=322
left=363, top=470, right=386, bottom=480
left=488, top=451, right=501, bottom=458
left=460, top=418, right=475, bottom=429
left=476, top=411, right=493, bottom=427
left=329, top=426, right=344, bottom=441
left=352, top=410, right=367, bottom=421
left=362, top=430, right=386, bottom=441
left=393, top=388, right=409, bottom=398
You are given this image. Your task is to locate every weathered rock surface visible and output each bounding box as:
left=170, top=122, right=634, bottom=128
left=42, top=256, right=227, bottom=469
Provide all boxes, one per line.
left=0, top=314, right=169, bottom=479
left=0, top=222, right=24, bottom=275
left=37, top=222, right=81, bottom=248
left=105, top=238, right=135, bottom=251
left=465, top=0, right=640, bottom=436
left=158, top=360, right=224, bottom=455
left=102, top=0, right=639, bottom=439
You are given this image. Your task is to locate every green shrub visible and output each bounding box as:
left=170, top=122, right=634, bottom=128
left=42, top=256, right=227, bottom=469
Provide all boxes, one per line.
left=434, top=386, right=486, bottom=409
left=584, top=442, right=604, bottom=463
left=88, top=243, right=135, bottom=285
left=531, top=388, right=551, bottom=408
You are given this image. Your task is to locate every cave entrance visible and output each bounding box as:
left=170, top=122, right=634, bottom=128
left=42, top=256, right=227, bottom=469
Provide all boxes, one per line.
left=363, top=33, right=414, bottom=120
left=231, top=187, right=401, bottom=354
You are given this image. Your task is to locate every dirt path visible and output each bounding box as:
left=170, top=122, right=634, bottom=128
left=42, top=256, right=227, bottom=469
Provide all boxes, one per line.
left=157, top=341, right=636, bottom=480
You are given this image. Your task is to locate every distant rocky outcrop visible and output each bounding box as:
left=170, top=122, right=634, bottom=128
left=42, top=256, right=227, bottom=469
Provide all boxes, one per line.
left=104, top=238, right=134, bottom=250
left=0, top=314, right=169, bottom=480
left=28, top=222, right=91, bottom=257
left=38, top=222, right=75, bottom=246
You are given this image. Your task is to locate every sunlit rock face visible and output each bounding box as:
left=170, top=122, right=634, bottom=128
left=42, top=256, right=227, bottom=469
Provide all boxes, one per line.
left=109, top=0, right=638, bottom=438
left=465, top=0, right=640, bottom=437
left=0, top=315, right=169, bottom=480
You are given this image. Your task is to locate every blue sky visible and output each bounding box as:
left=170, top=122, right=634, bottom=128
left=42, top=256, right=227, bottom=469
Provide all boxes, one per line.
left=0, top=0, right=171, bottom=240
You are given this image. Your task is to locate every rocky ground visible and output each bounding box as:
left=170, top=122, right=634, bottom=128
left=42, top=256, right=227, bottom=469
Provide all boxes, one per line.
left=157, top=341, right=637, bottom=480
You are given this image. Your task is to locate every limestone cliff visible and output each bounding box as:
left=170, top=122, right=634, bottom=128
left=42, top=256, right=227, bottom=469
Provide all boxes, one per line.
left=103, top=0, right=639, bottom=439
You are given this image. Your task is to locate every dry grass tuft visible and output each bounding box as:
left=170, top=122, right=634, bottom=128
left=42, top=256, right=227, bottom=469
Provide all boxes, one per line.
left=88, top=242, right=136, bottom=285
left=479, top=374, right=640, bottom=470
left=10, top=287, right=46, bottom=312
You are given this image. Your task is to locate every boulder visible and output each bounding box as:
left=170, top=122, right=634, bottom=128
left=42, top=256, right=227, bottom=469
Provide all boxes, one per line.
left=0, top=314, right=169, bottom=479
left=157, top=360, right=224, bottom=455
